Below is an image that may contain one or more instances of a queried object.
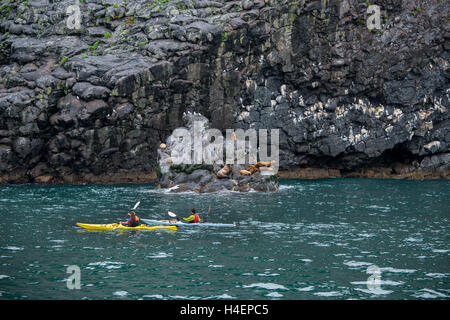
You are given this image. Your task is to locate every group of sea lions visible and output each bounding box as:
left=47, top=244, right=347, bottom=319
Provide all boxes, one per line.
left=159, top=142, right=275, bottom=179
left=216, top=161, right=276, bottom=178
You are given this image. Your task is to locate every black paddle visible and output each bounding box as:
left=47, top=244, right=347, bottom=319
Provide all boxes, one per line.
left=204, top=205, right=211, bottom=222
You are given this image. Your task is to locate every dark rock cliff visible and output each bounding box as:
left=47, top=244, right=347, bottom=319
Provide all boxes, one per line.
left=0, top=0, right=448, bottom=184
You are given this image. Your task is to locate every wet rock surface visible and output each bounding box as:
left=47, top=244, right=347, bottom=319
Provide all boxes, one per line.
left=159, top=167, right=279, bottom=193
left=0, top=0, right=448, bottom=183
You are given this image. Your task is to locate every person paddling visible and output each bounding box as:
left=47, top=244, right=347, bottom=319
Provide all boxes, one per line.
left=183, top=208, right=201, bottom=223
left=120, top=211, right=140, bottom=227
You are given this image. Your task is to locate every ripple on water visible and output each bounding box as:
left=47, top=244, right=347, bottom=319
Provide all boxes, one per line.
left=143, top=294, right=164, bottom=299
left=147, top=252, right=173, bottom=259
left=308, top=242, right=331, bottom=247
left=380, top=267, right=416, bottom=274
left=113, top=291, right=129, bottom=297
left=425, top=273, right=449, bottom=279
left=350, top=280, right=404, bottom=286
left=314, top=291, right=343, bottom=297
left=49, top=240, right=67, bottom=244
left=354, top=288, right=393, bottom=295
left=431, top=249, right=449, bottom=253
left=87, top=261, right=124, bottom=270
left=412, top=289, right=448, bottom=299
left=404, top=237, right=423, bottom=242
left=278, top=185, right=301, bottom=191
left=343, top=261, right=373, bottom=268
left=366, top=205, right=391, bottom=212
left=2, top=246, right=24, bottom=251
left=216, top=293, right=236, bottom=299
left=297, top=286, right=314, bottom=292
left=257, top=272, right=280, bottom=277
left=266, top=292, right=283, bottom=298
left=242, top=283, right=288, bottom=290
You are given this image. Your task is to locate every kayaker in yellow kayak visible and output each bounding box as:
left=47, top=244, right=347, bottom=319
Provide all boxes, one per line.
left=183, top=208, right=201, bottom=223
left=120, top=211, right=140, bottom=227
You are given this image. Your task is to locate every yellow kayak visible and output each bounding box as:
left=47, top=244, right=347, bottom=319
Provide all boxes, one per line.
left=76, top=223, right=177, bottom=232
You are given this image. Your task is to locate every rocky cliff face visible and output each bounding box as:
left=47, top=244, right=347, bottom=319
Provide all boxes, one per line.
left=0, top=0, right=448, bottom=184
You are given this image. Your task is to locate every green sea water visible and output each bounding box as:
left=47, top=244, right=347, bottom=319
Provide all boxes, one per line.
left=0, top=179, right=449, bottom=300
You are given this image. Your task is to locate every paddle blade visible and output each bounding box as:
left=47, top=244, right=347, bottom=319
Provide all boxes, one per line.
left=168, top=211, right=177, bottom=218
left=132, top=201, right=140, bottom=210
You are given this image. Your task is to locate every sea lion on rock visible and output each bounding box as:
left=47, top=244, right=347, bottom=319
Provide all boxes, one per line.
left=247, top=164, right=259, bottom=174
left=216, top=164, right=231, bottom=179
left=240, top=169, right=252, bottom=176
left=256, top=160, right=275, bottom=168
left=160, top=143, right=167, bottom=149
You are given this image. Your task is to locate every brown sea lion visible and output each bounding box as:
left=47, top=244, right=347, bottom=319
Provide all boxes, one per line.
left=240, top=169, right=252, bottom=176
left=216, top=164, right=231, bottom=178
left=247, top=164, right=259, bottom=174
left=256, top=160, right=276, bottom=168
left=160, top=143, right=167, bottom=149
